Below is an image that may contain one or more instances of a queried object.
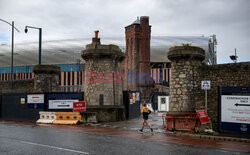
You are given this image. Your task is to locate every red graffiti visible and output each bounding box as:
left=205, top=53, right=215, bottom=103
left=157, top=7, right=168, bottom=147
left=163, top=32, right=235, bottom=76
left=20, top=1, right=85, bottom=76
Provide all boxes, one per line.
left=86, top=71, right=124, bottom=84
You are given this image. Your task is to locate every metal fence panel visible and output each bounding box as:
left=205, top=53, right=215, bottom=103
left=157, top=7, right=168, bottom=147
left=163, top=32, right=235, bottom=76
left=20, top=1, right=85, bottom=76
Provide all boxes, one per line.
left=1, top=94, right=41, bottom=122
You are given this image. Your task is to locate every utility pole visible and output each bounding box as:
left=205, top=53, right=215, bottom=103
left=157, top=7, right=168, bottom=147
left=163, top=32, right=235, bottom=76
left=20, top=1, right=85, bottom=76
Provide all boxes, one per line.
left=0, top=19, right=20, bottom=90
left=25, top=25, right=42, bottom=65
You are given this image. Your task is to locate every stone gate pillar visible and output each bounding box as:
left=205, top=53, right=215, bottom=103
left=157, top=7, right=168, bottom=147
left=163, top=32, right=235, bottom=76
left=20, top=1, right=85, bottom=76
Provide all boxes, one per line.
left=81, top=32, right=126, bottom=122
left=167, top=45, right=205, bottom=112
left=33, top=65, right=61, bottom=93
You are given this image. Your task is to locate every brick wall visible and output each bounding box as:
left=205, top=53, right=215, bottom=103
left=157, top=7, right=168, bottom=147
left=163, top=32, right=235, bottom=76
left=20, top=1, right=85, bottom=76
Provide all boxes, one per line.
left=0, top=65, right=61, bottom=94
left=123, top=16, right=153, bottom=100
left=123, top=24, right=140, bottom=92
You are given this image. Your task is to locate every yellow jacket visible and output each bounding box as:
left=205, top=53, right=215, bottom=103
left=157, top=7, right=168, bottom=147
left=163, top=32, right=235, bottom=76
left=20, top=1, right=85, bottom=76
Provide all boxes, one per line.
left=141, top=106, right=150, bottom=114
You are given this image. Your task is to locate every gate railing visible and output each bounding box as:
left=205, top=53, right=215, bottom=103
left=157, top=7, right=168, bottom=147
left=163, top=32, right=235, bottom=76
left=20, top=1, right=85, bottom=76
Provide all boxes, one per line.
left=162, top=113, right=199, bottom=132
left=60, top=85, right=83, bottom=92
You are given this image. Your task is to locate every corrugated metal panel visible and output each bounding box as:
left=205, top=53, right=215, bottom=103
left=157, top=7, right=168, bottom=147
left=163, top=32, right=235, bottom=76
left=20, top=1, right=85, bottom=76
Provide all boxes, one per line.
left=0, top=36, right=213, bottom=67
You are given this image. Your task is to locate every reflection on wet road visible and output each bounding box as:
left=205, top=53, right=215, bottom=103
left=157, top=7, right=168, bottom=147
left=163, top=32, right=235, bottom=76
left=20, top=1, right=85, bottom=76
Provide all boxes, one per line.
left=0, top=122, right=249, bottom=155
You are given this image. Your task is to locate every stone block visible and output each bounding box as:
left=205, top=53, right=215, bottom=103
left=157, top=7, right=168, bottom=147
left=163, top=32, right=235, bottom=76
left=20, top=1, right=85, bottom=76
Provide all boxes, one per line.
left=85, top=112, right=98, bottom=123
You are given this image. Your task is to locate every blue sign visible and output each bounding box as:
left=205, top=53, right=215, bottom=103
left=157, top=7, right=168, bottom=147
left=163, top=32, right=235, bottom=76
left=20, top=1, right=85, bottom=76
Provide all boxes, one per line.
left=27, top=103, right=44, bottom=109
left=47, top=93, right=81, bottom=100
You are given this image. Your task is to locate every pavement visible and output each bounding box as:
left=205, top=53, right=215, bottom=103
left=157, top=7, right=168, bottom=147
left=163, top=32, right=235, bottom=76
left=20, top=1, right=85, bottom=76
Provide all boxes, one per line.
left=84, top=112, right=165, bottom=133
left=82, top=112, right=250, bottom=143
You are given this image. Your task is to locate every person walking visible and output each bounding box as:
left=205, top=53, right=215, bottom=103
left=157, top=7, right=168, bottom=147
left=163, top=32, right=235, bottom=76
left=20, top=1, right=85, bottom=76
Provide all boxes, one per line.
left=138, top=102, right=153, bottom=133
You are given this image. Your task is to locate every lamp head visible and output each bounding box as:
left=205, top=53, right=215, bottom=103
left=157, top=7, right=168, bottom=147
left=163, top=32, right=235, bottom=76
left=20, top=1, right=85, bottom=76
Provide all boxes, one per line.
left=230, top=55, right=236, bottom=61
left=24, top=27, right=28, bottom=33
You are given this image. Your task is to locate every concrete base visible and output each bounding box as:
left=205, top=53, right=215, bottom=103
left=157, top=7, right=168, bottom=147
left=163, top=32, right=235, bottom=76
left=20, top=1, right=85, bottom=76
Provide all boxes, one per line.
left=84, top=105, right=126, bottom=122
left=83, top=112, right=98, bottom=123
left=195, top=121, right=213, bottom=132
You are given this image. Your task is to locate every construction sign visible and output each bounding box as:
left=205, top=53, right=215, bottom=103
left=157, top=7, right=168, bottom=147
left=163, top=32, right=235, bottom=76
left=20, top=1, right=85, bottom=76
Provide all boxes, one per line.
left=73, top=101, right=86, bottom=112
left=196, top=110, right=210, bottom=124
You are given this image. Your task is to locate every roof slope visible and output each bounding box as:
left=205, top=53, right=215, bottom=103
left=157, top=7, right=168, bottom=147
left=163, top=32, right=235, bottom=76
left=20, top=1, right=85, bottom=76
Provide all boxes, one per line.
left=0, top=36, right=209, bottom=67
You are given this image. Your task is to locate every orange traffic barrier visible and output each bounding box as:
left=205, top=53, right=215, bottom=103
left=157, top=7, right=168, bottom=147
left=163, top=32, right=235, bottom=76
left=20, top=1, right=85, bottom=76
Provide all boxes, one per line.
left=53, top=112, right=82, bottom=125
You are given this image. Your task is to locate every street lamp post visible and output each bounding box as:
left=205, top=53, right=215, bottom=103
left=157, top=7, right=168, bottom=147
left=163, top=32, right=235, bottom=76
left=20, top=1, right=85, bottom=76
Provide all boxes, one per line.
left=0, top=19, right=20, bottom=89
left=24, top=26, right=42, bottom=65
left=230, top=48, right=238, bottom=63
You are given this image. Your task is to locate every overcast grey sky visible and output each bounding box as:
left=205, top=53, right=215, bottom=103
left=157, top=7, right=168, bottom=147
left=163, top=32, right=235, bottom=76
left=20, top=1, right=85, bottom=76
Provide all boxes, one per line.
left=0, top=0, right=249, bottom=64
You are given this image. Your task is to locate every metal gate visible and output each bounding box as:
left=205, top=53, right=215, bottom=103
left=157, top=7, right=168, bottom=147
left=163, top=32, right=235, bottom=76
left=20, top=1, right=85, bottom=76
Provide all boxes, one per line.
left=123, top=91, right=141, bottom=119
left=0, top=92, right=84, bottom=122
left=1, top=93, right=41, bottom=122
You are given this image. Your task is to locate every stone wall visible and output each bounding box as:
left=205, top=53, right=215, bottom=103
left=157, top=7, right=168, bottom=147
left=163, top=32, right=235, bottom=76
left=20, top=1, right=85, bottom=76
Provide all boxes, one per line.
left=83, top=58, right=123, bottom=106
left=195, top=62, right=250, bottom=126
left=81, top=35, right=126, bottom=122
left=0, top=65, right=61, bottom=94
left=33, top=65, right=61, bottom=93
left=167, top=45, right=250, bottom=130
left=0, top=79, right=34, bottom=93
left=82, top=37, right=125, bottom=107
left=168, top=45, right=205, bottom=112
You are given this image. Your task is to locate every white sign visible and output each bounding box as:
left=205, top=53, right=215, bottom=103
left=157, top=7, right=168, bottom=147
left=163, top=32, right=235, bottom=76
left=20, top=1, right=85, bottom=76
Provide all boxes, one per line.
left=221, top=95, right=250, bottom=124
left=48, top=99, right=79, bottom=109
left=147, top=103, right=153, bottom=111
left=201, top=81, right=211, bottom=90
left=158, top=96, right=169, bottom=112
left=27, top=94, right=44, bottom=104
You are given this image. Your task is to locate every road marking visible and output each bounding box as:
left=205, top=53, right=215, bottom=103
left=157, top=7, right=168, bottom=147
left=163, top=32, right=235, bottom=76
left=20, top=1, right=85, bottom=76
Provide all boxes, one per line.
left=19, top=140, right=89, bottom=154
left=216, top=149, right=228, bottom=153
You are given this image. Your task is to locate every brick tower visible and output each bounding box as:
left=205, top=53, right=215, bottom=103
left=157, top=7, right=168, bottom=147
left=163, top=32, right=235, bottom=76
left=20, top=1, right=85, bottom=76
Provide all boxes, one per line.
left=123, top=16, right=153, bottom=101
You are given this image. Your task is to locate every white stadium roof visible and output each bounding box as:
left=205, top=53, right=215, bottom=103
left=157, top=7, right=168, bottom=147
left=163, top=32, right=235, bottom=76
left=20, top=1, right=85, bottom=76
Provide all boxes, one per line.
left=0, top=36, right=210, bottom=67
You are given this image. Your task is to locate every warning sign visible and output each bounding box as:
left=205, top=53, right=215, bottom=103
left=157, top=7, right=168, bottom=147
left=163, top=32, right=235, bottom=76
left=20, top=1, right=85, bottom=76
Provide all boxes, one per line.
left=27, top=94, right=44, bottom=104
left=73, top=101, right=86, bottom=112
left=197, top=110, right=210, bottom=124
left=20, top=98, right=25, bottom=104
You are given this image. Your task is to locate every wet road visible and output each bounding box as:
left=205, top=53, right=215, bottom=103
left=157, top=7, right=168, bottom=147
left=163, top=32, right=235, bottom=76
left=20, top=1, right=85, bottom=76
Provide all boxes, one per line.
left=0, top=122, right=249, bottom=155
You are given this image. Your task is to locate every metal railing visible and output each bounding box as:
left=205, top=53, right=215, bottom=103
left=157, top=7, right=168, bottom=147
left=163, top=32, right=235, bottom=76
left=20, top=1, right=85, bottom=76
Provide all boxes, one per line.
left=60, top=85, right=83, bottom=92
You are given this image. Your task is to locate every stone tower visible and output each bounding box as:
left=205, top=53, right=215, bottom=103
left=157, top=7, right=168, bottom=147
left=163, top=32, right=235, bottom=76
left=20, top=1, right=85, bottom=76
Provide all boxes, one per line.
left=123, top=16, right=153, bottom=101
left=33, top=65, right=61, bottom=93
left=167, top=45, right=205, bottom=112
left=81, top=31, right=126, bottom=122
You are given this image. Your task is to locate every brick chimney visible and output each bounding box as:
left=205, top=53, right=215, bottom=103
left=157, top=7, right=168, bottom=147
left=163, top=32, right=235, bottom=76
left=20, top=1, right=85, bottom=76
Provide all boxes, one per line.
left=122, top=16, right=153, bottom=101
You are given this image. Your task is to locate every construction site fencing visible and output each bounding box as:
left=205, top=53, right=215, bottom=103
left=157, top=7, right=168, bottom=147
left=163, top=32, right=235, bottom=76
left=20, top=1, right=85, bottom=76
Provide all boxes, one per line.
left=162, top=112, right=199, bottom=132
